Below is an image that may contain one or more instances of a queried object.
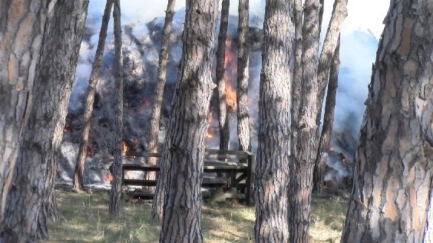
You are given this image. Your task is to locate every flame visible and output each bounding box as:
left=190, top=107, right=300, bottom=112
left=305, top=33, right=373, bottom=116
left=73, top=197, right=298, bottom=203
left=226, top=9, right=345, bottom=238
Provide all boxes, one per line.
left=223, top=36, right=237, bottom=112
left=122, top=141, right=129, bottom=153
left=225, top=84, right=237, bottom=112
left=206, top=112, right=214, bottom=138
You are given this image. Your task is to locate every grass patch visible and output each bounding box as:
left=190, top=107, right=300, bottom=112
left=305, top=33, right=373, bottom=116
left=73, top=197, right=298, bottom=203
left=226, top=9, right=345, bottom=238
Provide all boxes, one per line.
left=46, top=190, right=348, bottom=243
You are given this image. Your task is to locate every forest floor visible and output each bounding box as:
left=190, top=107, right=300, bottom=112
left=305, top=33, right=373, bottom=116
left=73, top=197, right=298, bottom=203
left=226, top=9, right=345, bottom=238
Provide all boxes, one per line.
left=46, top=189, right=348, bottom=243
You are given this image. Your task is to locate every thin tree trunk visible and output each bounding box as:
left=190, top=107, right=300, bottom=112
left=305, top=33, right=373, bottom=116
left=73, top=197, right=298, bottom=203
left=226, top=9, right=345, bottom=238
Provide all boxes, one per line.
left=73, top=0, right=113, bottom=192
left=342, top=0, right=433, bottom=241
left=150, top=0, right=176, bottom=221
left=254, top=0, right=293, bottom=241
left=0, top=0, right=53, bottom=230
left=146, top=1, right=176, bottom=153
left=237, top=0, right=251, bottom=152
left=289, top=0, right=322, bottom=241
left=159, top=0, right=218, bottom=241
left=312, top=0, right=347, bottom=194
left=1, top=0, right=89, bottom=241
left=313, top=36, right=340, bottom=193
left=216, top=0, right=230, bottom=150
left=108, top=0, right=123, bottom=216
left=316, top=0, right=347, bottom=116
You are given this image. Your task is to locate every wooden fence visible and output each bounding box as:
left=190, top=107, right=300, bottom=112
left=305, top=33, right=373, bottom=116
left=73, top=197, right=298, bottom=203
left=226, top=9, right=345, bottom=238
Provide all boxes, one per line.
left=122, top=149, right=255, bottom=205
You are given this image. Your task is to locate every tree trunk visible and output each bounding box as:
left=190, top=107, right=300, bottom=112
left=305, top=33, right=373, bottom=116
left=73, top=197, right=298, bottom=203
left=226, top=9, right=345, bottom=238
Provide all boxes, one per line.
left=290, top=2, right=303, bottom=218
left=0, top=0, right=52, bottom=230
left=159, top=0, right=218, bottom=242
left=315, top=0, right=347, bottom=115
left=73, top=0, right=113, bottom=192
left=254, top=0, right=293, bottom=242
left=342, top=1, right=433, bottom=242
left=313, top=36, right=340, bottom=193
left=237, top=0, right=251, bottom=152
left=216, top=0, right=230, bottom=151
left=108, top=0, right=123, bottom=216
left=1, top=0, right=89, bottom=241
left=150, top=0, right=176, bottom=221
left=289, top=0, right=322, bottom=241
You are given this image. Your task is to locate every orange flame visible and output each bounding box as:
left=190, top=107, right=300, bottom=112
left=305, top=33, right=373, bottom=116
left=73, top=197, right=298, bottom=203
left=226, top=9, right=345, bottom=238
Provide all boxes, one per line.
left=206, top=112, right=214, bottom=138
left=122, top=141, right=128, bottom=153
left=224, top=37, right=237, bottom=112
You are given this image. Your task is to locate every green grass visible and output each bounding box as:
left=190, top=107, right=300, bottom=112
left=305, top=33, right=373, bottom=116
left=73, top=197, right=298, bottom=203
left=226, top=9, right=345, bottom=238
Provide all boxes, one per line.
left=46, top=190, right=348, bottom=243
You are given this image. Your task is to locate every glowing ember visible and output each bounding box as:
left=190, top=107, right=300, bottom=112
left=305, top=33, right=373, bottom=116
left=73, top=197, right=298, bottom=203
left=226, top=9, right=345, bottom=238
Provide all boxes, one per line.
left=63, top=124, right=70, bottom=132
left=104, top=174, right=113, bottom=183
left=86, top=146, right=92, bottom=157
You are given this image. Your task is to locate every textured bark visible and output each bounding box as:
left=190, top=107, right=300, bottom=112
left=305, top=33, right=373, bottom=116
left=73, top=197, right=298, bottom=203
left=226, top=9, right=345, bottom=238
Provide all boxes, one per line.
left=237, top=0, right=251, bottom=152
left=73, top=0, right=113, bottom=192
left=289, top=0, right=322, bottom=242
left=159, top=0, right=218, bottom=242
left=313, top=37, right=340, bottom=193
left=146, top=0, right=176, bottom=184
left=108, top=0, right=123, bottom=216
left=1, top=0, right=88, bottom=241
left=424, top=176, right=433, bottom=242
left=254, top=0, right=293, bottom=242
left=216, top=0, right=230, bottom=150
left=342, top=1, right=433, bottom=242
left=0, top=1, right=53, bottom=230
left=290, top=0, right=303, bottom=177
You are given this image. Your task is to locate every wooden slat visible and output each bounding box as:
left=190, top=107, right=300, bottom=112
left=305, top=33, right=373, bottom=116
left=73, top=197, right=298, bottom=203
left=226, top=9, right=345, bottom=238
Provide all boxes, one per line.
left=124, top=149, right=253, bottom=161
left=123, top=178, right=230, bottom=188
left=204, top=160, right=246, bottom=167
left=127, top=190, right=212, bottom=199
left=125, top=151, right=161, bottom=158
left=123, top=179, right=156, bottom=186
left=122, top=163, right=248, bottom=173
left=122, top=164, right=159, bottom=171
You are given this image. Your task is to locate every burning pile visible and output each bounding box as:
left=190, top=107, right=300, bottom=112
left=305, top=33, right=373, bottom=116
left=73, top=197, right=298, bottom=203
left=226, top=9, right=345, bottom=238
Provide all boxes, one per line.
left=58, top=8, right=355, bottom=187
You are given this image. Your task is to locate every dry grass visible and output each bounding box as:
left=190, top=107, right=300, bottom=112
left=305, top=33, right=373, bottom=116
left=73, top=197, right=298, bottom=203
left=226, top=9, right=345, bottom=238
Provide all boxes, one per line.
left=46, top=190, right=348, bottom=243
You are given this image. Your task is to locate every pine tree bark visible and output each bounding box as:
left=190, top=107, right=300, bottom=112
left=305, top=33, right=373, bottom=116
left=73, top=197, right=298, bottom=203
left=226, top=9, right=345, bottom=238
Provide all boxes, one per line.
left=73, top=0, right=113, bottom=192
left=216, top=0, right=230, bottom=150
left=237, top=0, right=251, bottom=152
left=290, top=1, right=303, bottom=208
left=289, top=0, right=322, bottom=241
left=254, top=0, right=293, bottom=242
left=313, top=36, right=340, bottom=193
left=1, top=0, right=88, bottom=241
left=108, top=0, right=124, bottom=216
left=342, top=0, right=433, bottom=241
left=0, top=0, right=56, bottom=236
left=159, top=0, right=218, bottom=241
left=150, top=0, right=176, bottom=221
